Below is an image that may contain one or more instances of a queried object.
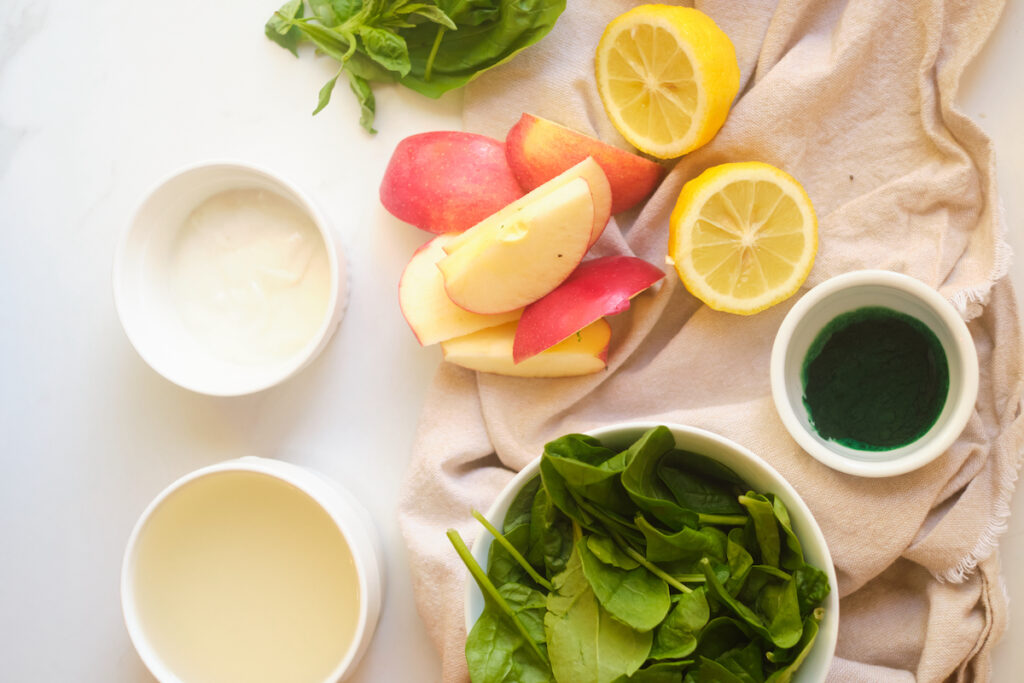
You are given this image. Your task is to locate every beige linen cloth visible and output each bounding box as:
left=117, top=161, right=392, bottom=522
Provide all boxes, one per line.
left=398, top=1, right=1024, bottom=680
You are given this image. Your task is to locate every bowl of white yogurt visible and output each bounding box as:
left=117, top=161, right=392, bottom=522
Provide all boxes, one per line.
left=115, top=161, right=347, bottom=395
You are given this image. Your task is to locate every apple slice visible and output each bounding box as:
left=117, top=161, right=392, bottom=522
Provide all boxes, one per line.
left=379, top=131, right=524, bottom=234
left=444, top=157, right=611, bottom=252
left=399, top=235, right=522, bottom=345
left=442, top=319, right=611, bottom=377
left=438, top=177, right=595, bottom=315
left=506, top=113, right=663, bottom=214
left=513, top=255, right=665, bottom=363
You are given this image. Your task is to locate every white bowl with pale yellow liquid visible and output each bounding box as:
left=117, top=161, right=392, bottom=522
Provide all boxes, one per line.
left=121, top=457, right=381, bottom=683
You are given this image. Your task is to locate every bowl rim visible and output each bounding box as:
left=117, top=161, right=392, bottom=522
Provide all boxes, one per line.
left=112, top=159, right=346, bottom=397
left=463, top=421, right=839, bottom=680
left=769, top=269, right=979, bottom=477
left=120, top=456, right=380, bottom=683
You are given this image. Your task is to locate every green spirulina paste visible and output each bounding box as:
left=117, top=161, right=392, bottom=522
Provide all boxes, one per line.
left=801, top=306, right=949, bottom=451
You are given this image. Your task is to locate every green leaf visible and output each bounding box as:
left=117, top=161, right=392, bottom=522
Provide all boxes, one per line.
left=587, top=534, right=639, bottom=570
left=612, top=661, right=695, bottom=682
left=769, top=495, right=804, bottom=571
left=724, top=528, right=754, bottom=596
left=650, top=587, right=709, bottom=660
left=738, top=493, right=781, bottom=568
left=358, top=25, right=411, bottom=76
left=308, top=0, right=340, bottom=26
left=312, top=68, right=342, bottom=115
left=466, top=604, right=553, bottom=683
left=637, top=515, right=727, bottom=564
left=414, top=4, right=457, bottom=30
left=692, top=656, right=747, bottom=683
left=545, top=541, right=652, bottom=683
left=527, top=485, right=572, bottom=579
left=621, top=427, right=697, bottom=529
left=695, top=617, right=754, bottom=661
left=579, top=537, right=671, bottom=632
left=498, top=582, right=549, bottom=646
left=400, top=0, right=566, bottom=98
left=265, top=0, right=306, bottom=56
left=757, top=577, right=803, bottom=650
left=764, top=615, right=820, bottom=683
left=716, top=642, right=764, bottom=683
left=793, top=564, right=831, bottom=617
left=658, top=451, right=745, bottom=515
left=701, top=558, right=798, bottom=649
left=346, top=70, right=377, bottom=133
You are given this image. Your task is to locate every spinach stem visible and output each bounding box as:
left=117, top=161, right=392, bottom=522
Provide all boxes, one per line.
left=471, top=510, right=553, bottom=592
left=608, top=528, right=692, bottom=594
left=446, top=529, right=549, bottom=665
left=697, top=513, right=749, bottom=526
left=424, top=26, right=446, bottom=81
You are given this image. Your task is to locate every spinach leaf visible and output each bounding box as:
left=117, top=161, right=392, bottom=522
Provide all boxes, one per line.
left=716, top=642, right=764, bottom=683
left=505, top=476, right=541, bottom=537
left=658, top=450, right=745, bottom=515
left=765, top=616, right=820, bottom=683
left=466, top=604, right=553, bottom=683
left=637, top=515, right=727, bottom=564
left=527, top=485, right=572, bottom=579
left=724, top=528, right=754, bottom=596
left=738, top=493, right=781, bottom=568
left=612, top=661, right=695, bottom=682
left=650, top=587, right=709, bottom=660
left=540, top=455, right=598, bottom=533
left=545, top=541, right=652, bottom=683
left=691, top=657, right=746, bottom=683
left=700, top=558, right=799, bottom=649
left=544, top=433, right=618, bottom=466
left=579, top=538, right=671, bottom=632
left=695, top=617, right=754, bottom=660
left=587, top=534, right=639, bottom=570
left=768, top=495, right=804, bottom=571
left=543, top=448, right=634, bottom=517
left=756, top=577, right=802, bottom=650
left=621, top=427, right=696, bottom=528
left=499, top=582, right=548, bottom=646
left=793, top=564, right=831, bottom=617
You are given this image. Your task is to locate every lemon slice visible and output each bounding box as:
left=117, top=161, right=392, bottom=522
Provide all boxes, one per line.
left=595, top=5, right=740, bottom=159
left=668, top=162, right=818, bottom=315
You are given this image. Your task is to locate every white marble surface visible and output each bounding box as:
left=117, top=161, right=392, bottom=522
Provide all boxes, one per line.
left=0, top=1, right=1020, bottom=681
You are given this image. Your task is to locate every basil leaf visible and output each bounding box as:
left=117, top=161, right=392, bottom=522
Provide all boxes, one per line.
left=358, top=25, right=411, bottom=76
left=265, top=0, right=305, bottom=56
left=346, top=70, right=376, bottom=133
left=312, top=68, right=342, bottom=115
left=413, top=5, right=457, bottom=30
left=401, top=0, right=566, bottom=98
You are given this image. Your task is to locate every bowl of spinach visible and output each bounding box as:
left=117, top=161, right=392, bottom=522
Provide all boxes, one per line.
left=448, top=423, right=838, bottom=682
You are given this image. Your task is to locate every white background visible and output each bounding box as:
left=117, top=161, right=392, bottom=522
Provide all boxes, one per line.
left=0, top=1, right=1020, bottom=681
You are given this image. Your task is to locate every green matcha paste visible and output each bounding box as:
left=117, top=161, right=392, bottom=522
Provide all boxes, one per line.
left=801, top=306, right=949, bottom=451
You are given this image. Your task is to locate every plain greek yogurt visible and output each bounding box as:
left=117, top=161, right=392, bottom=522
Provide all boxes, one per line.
left=168, top=188, right=332, bottom=365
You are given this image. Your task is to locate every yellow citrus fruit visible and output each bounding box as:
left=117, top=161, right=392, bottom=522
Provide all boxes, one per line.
left=595, top=5, right=740, bottom=159
left=668, top=162, right=818, bottom=315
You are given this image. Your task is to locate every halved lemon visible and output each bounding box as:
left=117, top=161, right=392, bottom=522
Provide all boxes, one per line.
left=595, top=5, right=740, bottom=159
left=668, top=162, right=818, bottom=315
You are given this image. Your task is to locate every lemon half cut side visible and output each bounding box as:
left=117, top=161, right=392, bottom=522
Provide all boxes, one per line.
left=668, top=162, right=819, bottom=315
left=595, top=5, right=740, bottom=159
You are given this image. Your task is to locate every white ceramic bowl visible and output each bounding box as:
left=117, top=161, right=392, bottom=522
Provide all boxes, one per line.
left=770, top=270, right=979, bottom=477
left=114, top=161, right=348, bottom=396
left=465, top=422, right=839, bottom=682
left=121, top=456, right=382, bottom=683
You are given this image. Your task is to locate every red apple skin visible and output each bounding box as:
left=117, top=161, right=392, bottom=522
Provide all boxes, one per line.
left=380, top=131, right=525, bottom=234
left=512, top=255, right=665, bottom=363
left=506, top=114, right=663, bottom=215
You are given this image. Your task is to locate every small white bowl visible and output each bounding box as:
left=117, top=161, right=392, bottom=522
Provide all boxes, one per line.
left=465, top=422, right=838, bottom=682
left=121, top=457, right=382, bottom=683
left=770, top=270, right=979, bottom=477
left=114, top=161, right=348, bottom=396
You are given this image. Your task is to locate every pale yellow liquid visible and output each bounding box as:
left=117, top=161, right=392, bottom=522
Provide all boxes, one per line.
left=132, top=471, right=361, bottom=683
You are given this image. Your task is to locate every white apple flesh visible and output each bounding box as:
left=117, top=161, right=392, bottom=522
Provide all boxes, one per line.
left=398, top=234, right=522, bottom=345
left=438, top=177, right=597, bottom=315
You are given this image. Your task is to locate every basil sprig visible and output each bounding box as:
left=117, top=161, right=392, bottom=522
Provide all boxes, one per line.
left=265, top=0, right=565, bottom=132
left=449, top=426, right=831, bottom=682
